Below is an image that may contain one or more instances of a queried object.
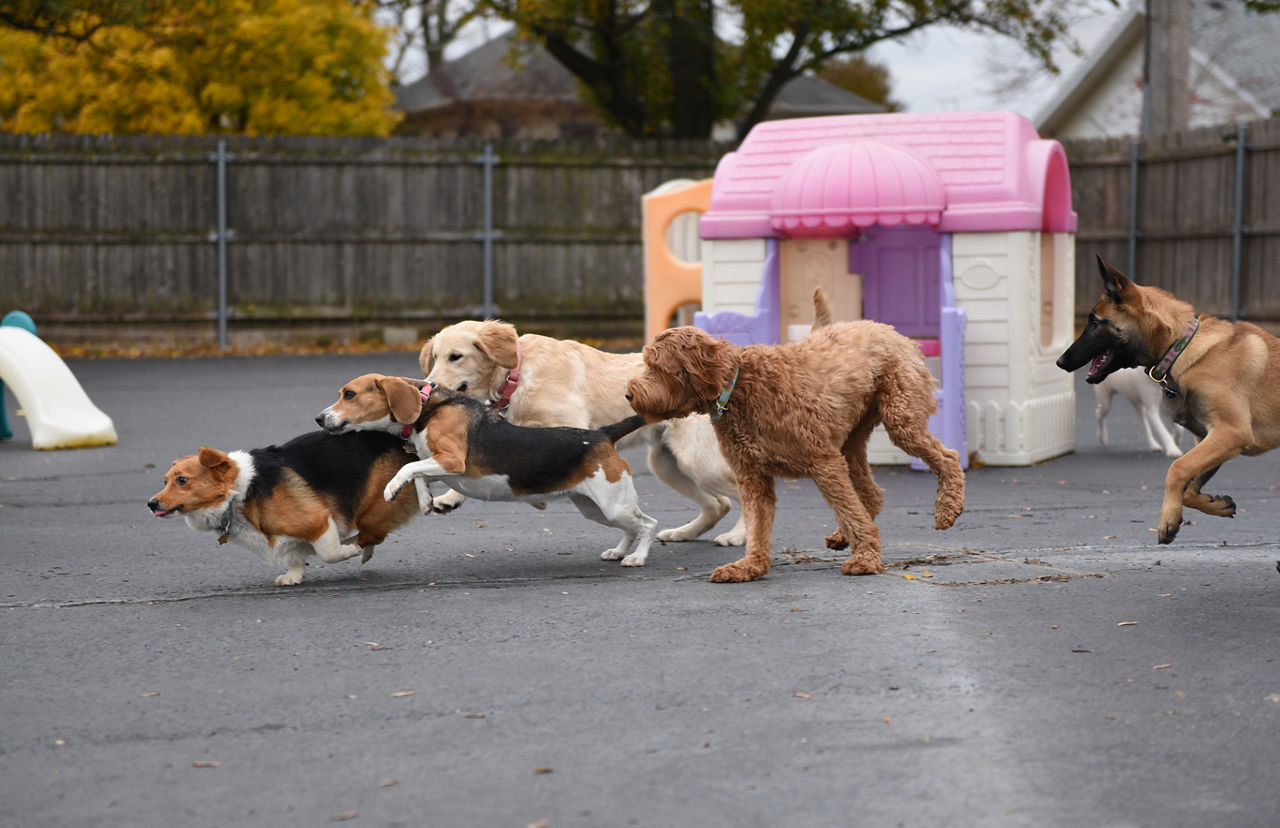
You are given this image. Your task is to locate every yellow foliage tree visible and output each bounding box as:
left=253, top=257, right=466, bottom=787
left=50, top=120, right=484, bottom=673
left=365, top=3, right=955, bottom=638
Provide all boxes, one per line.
left=0, top=0, right=401, bottom=135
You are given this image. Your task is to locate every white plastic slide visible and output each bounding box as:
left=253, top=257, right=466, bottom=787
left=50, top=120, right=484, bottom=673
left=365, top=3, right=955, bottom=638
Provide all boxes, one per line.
left=0, top=327, right=117, bottom=449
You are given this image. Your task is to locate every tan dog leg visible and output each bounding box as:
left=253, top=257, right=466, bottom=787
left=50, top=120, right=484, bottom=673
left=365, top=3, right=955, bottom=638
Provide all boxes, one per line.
left=1159, top=430, right=1245, bottom=543
left=710, top=474, right=775, bottom=583
left=808, top=455, right=882, bottom=575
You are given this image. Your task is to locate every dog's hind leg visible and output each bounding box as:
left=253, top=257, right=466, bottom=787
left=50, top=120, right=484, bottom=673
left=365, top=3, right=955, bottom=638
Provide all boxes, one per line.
left=880, top=409, right=965, bottom=530
left=1141, top=407, right=1183, bottom=457
left=573, top=475, right=658, bottom=567
left=1181, top=462, right=1236, bottom=518
left=809, top=455, right=882, bottom=575
left=648, top=440, right=733, bottom=543
left=1095, top=385, right=1114, bottom=446
left=827, top=417, right=883, bottom=550
left=312, top=517, right=363, bottom=564
left=710, top=473, right=775, bottom=583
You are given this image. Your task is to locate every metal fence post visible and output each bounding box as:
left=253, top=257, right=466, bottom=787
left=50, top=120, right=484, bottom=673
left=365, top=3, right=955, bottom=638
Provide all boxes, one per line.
left=1128, top=138, right=1141, bottom=278
left=1231, top=123, right=1249, bottom=321
left=209, top=140, right=233, bottom=350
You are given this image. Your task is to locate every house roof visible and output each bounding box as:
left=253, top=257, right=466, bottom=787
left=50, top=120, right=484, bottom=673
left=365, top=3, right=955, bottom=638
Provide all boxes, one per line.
left=700, top=111, right=1077, bottom=239
left=393, top=33, right=881, bottom=120
left=1034, top=0, right=1280, bottom=135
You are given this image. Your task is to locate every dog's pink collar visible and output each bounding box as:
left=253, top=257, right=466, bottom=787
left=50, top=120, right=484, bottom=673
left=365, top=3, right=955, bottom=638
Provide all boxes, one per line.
left=398, top=386, right=433, bottom=440
left=494, top=343, right=522, bottom=410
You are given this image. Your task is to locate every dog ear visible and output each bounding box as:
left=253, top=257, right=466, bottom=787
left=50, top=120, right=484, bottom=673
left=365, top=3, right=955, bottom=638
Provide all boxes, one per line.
left=1096, top=254, right=1133, bottom=305
left=473, top=321, right=519, bottom=370
left=378, top=377, right=423, bottom=424
left=197, top=447, right=229, bottom=470
left=418, top=337, right=435, bottom=377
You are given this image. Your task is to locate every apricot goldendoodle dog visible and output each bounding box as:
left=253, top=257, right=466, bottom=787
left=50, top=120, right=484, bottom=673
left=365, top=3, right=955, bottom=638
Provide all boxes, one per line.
left=625, top=320, right=965, bottom=583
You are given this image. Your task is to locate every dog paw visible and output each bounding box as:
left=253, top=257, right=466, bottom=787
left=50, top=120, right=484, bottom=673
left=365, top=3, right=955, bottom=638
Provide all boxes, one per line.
left=1157, top=519, right=1180, bottom=544
left=713, top=530, right=746, bottom=547
left=710, top=559, right=768, bottom=583
left=657, top=527, right=697, bottom=543
left=841, top=555, right=883, bottom=576
left=599, top=548, right=626, bottom=561
left=824, top=529, right=849, bottom=550
left=361, top=547, right=375, bottom=564
left=275, top=570, right=304, bottom=587
left=431, top=496, right=461, bottom=514
left=384, top=480, right=405, bottom=503
left=619, top=553, right=647, bottom=567
left=1205, top=495, right=1236, bottom=518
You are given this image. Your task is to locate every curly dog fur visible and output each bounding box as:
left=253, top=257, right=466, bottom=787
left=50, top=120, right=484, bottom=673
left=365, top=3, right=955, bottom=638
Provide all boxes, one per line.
left=625, top=308, right=965, bottom=583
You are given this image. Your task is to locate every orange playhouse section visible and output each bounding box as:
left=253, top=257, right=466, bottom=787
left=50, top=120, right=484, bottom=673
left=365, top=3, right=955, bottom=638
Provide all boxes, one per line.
left=642, top=179, right=712, bottom=343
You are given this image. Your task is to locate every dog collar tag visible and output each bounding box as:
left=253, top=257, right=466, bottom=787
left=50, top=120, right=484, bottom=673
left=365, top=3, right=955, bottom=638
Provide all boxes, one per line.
left=218, top=533, right=229, bottom=545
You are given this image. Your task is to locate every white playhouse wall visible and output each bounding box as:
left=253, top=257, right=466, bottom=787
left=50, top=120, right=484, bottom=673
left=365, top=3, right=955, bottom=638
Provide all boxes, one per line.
left=952, top=231, right=1075, bottom=465
left=701, top=239, right=767, bottom=313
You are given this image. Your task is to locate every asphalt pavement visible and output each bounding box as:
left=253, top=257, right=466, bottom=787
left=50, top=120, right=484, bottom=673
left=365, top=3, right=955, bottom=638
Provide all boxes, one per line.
left=2, top=352, right=1278, bottom=828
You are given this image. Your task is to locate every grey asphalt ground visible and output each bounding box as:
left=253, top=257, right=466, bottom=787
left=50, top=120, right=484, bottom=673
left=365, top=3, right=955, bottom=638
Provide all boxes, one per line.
left=2, top=352, right=1279, bottom=828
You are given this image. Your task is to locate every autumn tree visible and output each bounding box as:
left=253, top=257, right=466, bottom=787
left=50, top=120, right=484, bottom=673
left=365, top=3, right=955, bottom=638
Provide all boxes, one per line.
left=482, top=0, right=1098, bottom=140
left=0, top=0, right=400, bottom=135
left=375, top=0, right=491, bottom=81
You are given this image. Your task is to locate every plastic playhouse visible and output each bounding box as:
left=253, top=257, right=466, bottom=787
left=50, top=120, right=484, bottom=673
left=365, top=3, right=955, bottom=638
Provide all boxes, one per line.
left=643, top=111, right=1077, bottom=467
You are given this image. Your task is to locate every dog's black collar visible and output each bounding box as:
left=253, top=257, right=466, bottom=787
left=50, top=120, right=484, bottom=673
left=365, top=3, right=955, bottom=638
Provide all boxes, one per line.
left=216, top=499, right=236, bottom=545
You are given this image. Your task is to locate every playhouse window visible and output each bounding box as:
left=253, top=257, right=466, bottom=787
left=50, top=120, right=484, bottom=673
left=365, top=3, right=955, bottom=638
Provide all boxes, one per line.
left=1039, top=232, right=1061, bottom=349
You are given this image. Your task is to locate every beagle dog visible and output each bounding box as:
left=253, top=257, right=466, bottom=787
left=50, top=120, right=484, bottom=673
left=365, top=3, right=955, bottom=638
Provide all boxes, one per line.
left=147, top=430, right=421, bottom=586
left=316, top=374, right=659, bottom=567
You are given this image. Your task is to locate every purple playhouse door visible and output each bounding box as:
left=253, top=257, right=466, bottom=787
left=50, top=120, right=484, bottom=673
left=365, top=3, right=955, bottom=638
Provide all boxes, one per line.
left=849, top=226, right=968, bottom=469
left=853, top=227, right=940, bottom=336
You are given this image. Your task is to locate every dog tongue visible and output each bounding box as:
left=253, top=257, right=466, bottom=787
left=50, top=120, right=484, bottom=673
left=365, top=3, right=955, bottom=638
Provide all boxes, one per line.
left=153, top=509, right=172, bottom=518
left=1088, top=351, right=1112, bottom=377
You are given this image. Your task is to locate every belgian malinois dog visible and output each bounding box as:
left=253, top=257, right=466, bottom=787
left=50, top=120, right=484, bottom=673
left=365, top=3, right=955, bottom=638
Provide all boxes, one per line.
left=1058, top=254, right=1280, bottom=544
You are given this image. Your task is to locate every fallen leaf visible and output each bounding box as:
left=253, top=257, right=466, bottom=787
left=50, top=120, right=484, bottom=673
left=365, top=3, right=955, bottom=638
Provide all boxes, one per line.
left=920, top=569, right=933, bottom=578
left=1117, top=621, right=1139, bottom=627
left=391, top=690, right=415, bottom=698
left=455, top=709, right=486, bottom=718
left=902, top=573, right=917, bottom=581
left=139, top=691, right=160, bottom=697
left=793, top=692, right=812, bottom=699
left=332, top=811, right=358, bottom=821
left=379, top=779, right=398, bottom=788
left=528, top=821, right=550, bottom=828
left=192, top=761, right=221, bottom=768
left=533, top=767, right=553, bottom=774
left=1153, top=663, right=1172, bottom=670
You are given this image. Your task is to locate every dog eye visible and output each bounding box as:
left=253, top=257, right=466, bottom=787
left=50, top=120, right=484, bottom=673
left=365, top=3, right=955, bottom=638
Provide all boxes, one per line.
left=176, top=476, right=188, bottom=486
left=448, top=353, right=462, bottom=362
left=343, top=390, right=355, bottom=400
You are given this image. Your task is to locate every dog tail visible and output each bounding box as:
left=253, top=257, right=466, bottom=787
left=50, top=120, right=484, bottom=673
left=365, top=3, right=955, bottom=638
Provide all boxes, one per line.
left=812, top=286, right=834, bottom=330
left=599, top=415, right=647, bottom=444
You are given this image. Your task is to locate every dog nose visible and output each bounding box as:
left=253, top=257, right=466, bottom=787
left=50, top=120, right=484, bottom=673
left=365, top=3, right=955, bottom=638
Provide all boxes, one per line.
left=315, top=413, right=325, bottom=426
left=625, top=391, right=633, bottom=401
left=146, top=498, right=158, bottom=510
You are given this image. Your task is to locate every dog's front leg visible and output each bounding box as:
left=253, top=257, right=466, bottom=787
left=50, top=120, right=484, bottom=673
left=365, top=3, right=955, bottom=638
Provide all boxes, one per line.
left=710, top=474, right=775, bottom=583
left=1158, top=429, right=1245, bottom=543
left=431, top=487, right=467, bottom=514
left=385, top=459, right=449, bottom=502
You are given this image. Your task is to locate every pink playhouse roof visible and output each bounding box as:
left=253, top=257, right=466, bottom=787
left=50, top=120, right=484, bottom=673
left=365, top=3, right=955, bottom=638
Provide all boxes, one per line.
left=700, top=111, right=1077, bottom=239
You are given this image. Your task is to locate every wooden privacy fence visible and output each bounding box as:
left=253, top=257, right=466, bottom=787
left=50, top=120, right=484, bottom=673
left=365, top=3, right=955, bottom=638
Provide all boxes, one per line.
left=1063, top=115, right=1280, bottom=322
left=0, top=133, right=724, bottom=345
left=2, top=117, right=1278, bottom=347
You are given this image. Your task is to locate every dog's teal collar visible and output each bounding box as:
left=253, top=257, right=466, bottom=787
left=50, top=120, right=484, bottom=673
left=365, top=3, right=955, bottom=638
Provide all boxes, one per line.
left=711, top=367, right=739, bottom=420
left=216, top=499, right=236, bottom=545
left=1148, top=317, right=1199, bottom=388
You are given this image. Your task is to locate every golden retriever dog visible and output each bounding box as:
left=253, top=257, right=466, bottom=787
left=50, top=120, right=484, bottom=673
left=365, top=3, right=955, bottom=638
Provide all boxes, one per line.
left=419, top=320, right=746, bottom=546
left=624, top=310, right=966, bottom=583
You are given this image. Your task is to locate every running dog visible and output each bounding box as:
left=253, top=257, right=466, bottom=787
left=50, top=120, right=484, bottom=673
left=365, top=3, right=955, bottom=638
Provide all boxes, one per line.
left=317, top=374, right=659, bottom=567
left=1058, top=254, right=1280, bottom=544
left=624, top=311, right=966, bottom=583
left=419, top=320, right=745, bottom=546
left=1094, top=367, right=1184, bottom=457
left=147, top=430, right=420, bottom=586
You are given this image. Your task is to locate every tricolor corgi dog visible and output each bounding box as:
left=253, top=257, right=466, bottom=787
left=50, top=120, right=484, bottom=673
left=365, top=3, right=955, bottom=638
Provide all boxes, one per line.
left=316, top=374, right=659, bottom=567
left=147, top=430, right=421, bottom=586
